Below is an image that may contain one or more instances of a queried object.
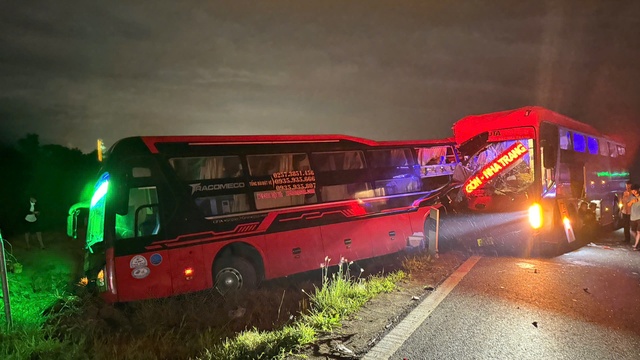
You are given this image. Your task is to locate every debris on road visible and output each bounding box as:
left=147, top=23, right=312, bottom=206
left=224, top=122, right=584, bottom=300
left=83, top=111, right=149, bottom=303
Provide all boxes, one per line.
left=532, top=321, right=538, bottom=328
left=331, top=342, right=355, bottom=358
left=583, top=288, right=590, bottom=294
left=586, top=243, right=613, bottom=250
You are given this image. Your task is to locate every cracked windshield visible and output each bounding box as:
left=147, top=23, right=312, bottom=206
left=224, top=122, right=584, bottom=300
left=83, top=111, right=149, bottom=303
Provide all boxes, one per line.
left=459, top=139, right=535, bottom=195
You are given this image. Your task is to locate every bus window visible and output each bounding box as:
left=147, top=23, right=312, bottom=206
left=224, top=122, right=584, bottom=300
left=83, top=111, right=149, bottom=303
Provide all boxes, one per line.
left=573, top=133, right=586, bottom=153
left=132, top=167, right=152, bottom=178
left=310, top=151, right=370, bottom=201
left=87, top=173, right=110, bottom=249
left=587, top=137, right=599, bottom=155
left=417, top=146, right=447, bottom=166
left=367, top=148, right=420, bottom=196
left=416, top=146, right=457, bottom=178
left=373, top=178, right=421, bottom=196
left=248, top=153, right=317, bottom=209
left=195, top=194, right=250, bottom=216
left=311, top=151, right=366, bottom=171
left=319, top=183, right=372, bottom=201
left=541, top=151, right=555, bottom=196
left=170, top=156, right=243, bottom=180
left=115, top=186, right=160, bottom=240
left=367, top=149, right=415, bottom=168
left=617, top=145, right=626, bottom=157
left=465, top=140, right=535, bottom=195
left=608, top=142, right=618, bottom=158
left=599, top=138, right=609, bottom=156
left=559, top=128, right=571, bottom=150
left=247, top=153, right=311, bottom=176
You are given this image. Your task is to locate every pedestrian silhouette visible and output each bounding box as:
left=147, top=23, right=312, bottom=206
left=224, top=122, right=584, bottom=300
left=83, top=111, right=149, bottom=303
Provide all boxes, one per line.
left=25, top=196, right=44, bottom=249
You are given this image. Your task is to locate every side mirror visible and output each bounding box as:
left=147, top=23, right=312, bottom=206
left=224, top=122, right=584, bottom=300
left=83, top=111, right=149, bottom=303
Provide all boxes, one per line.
left=543, top=145, right=557, bottom=169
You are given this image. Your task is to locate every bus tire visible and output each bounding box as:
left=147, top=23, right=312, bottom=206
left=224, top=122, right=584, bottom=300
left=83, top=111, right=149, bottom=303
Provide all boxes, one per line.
left=213, top=257, right=257, bottom=296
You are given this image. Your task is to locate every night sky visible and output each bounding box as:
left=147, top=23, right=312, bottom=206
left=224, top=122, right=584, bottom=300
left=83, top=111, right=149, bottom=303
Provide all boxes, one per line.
left=1, top=1, right=639, bottom=176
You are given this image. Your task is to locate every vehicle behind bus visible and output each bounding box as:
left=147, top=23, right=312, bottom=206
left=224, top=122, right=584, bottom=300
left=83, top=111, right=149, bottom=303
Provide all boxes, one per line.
left=437, top=107, right=629, bottom=256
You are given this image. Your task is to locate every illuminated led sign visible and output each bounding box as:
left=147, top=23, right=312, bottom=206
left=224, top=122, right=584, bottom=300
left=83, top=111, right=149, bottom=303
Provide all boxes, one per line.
left=464, top=142, right=528, bottom=194
left=596, top=171, right=629, bottom=177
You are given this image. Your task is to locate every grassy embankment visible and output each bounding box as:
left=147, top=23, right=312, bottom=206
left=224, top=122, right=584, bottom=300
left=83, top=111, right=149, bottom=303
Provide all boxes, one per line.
left=1, top=232, right=417, bottom=360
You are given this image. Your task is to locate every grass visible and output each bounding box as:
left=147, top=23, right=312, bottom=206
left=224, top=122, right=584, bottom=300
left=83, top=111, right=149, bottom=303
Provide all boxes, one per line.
left=302, top=257, right=405, bottom=332
left=1, top=237, right=410, bottom=360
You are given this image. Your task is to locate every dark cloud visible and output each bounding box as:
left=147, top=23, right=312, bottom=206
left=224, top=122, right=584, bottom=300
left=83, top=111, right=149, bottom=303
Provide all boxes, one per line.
left=0, top=0, right=639, bottom=176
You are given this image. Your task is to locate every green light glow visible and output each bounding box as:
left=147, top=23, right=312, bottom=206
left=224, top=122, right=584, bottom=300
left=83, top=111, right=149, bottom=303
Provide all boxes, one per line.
left=91, top=180, right=109, bottom=207
left=596, top=171, right=629, bottom=177
left=87, top=173, right=110, bottom=249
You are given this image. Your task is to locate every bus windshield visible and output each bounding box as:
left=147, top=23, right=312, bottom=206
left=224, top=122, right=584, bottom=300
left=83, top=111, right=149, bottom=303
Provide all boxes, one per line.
left=86, top=172, right=110, bottom=251
left=458, top=139, right=535, bottom=195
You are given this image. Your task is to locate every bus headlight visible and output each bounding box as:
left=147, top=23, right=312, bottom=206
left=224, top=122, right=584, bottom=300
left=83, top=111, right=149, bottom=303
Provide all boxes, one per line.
left=528, top=203, right=543, bottom=229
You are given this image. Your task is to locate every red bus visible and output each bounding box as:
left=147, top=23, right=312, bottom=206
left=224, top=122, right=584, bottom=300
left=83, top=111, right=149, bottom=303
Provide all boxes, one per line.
left=71, top=135, right=458, bottom=302
left=438, top=106, right=629, bottom=255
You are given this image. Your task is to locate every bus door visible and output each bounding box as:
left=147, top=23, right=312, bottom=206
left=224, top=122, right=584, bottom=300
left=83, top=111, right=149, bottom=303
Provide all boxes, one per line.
left=112, top=163, right=176, bottom=302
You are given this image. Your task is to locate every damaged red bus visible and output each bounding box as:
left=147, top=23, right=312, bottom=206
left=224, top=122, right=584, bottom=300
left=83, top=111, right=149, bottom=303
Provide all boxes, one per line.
left=71, top=135, right=458, bottom=302
left=437, top=106, right=629, bottom=255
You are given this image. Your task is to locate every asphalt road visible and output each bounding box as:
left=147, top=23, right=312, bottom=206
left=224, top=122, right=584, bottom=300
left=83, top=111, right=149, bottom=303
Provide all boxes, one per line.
left=366, top=230, right=640, bottom=360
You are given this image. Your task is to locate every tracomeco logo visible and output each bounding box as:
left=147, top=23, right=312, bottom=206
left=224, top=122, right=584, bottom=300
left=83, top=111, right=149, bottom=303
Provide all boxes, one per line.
left=190, top=182, right=245, bottom=195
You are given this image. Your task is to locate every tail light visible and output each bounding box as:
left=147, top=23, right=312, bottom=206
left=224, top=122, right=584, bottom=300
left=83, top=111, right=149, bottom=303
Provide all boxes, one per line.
left=528, top=203, right=543, bottom=229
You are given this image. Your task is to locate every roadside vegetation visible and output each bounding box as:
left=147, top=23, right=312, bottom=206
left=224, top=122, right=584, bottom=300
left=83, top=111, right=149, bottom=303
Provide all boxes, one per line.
left=0, top=133, right=451, bottom=359
left=1, top=235, right=414, bottom=360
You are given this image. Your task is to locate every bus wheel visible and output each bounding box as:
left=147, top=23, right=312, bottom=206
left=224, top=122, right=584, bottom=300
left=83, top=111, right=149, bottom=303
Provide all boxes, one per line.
left=213, top=257, right=257, bottom=296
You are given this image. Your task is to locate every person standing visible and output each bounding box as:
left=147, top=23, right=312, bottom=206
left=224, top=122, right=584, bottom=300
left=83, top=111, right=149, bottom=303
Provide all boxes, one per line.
left=629, top=185, right=640, bottom=251
left=621, top=181, right=633, bottom=243
left=25, top=196, right=44, bottom=250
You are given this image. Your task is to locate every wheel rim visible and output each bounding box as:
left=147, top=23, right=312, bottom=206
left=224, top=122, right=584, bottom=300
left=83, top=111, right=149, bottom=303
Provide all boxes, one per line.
left=215, top=267, right=243, bottom=295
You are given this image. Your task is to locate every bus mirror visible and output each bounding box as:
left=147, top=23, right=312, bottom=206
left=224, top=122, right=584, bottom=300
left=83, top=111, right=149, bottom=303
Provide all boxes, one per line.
left=543, top=146, right=557, bottom=168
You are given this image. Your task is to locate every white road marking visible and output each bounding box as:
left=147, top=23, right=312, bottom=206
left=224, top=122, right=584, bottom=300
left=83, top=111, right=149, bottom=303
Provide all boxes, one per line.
left=363, top=255, right=482, bottom=360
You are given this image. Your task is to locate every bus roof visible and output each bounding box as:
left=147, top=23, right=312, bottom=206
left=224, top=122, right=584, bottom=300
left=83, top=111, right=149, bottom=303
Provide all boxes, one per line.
left=452, top=106, right=614, bottom=145
left=115, top=135, right=457, bottom=154
left=377, top=137, right=456, bottom=147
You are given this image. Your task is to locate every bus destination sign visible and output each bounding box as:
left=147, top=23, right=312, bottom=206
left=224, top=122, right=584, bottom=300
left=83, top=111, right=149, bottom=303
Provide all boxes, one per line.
left=464, top=142, right=528, bottom=194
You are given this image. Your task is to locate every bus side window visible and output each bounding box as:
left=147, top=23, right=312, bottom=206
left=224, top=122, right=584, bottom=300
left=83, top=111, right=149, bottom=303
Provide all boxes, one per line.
left=115, top=186, right=160, bottom=239
left=248, top=153, right=318, bottom=209
left=170, top=156, right=243, bottom=180
left=609, top=142, right=618, bottom=158
left=559, top=128, right=571, bottom=150
left=311, top=151, right=369, bottom=201
left=137, top=205, right=160, bottom=237
left=368, top=148, right=419, bottom=195
left=599, top=139, right=609, bottom=156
